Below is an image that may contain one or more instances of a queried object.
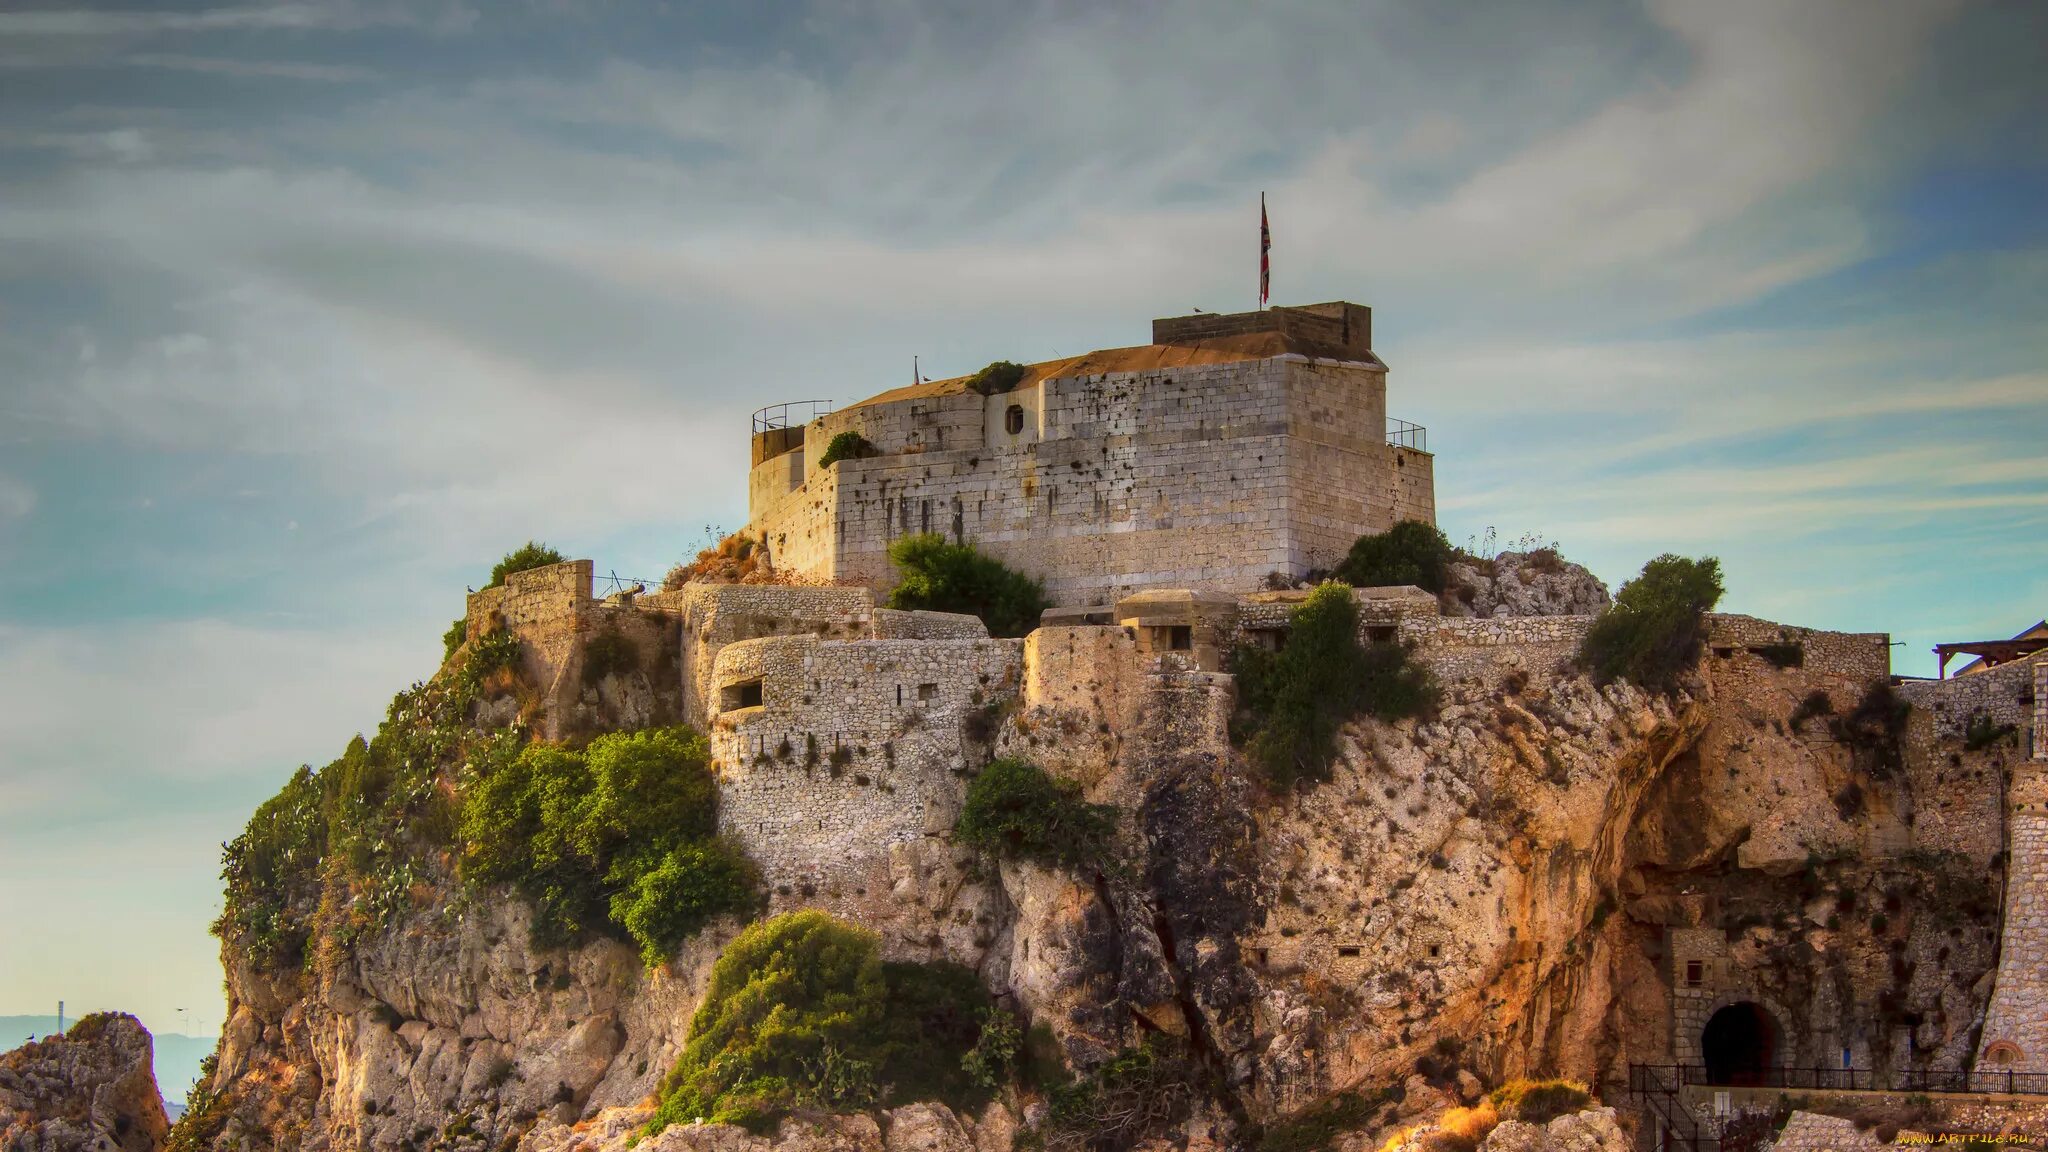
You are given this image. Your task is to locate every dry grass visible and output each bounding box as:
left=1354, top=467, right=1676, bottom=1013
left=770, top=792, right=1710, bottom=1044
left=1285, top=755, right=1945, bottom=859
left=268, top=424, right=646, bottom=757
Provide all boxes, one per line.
left=664, top=531, right=777, bottom=588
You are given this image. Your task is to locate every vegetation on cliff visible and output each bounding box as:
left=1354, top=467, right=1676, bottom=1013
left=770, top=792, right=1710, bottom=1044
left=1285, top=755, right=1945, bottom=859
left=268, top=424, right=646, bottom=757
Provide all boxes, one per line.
left=1230, top=582, right=1438, bottom=789
left=964, top=360, right=1027, bottom=395
left=460, top=725, right=761, bottom=960
left=1334, top=519, right=1457, bottom=593
left=488, top=540, right=568, bottom=588
left=885, top=532, right=1049, bottom=638
left=817, top=430, right=878, bottom=468
left=1578, top=553, right=1724, bottom=692
left=955, top=757, right=1119, bottom=870
left=646, top=911, right=999, bottom=1136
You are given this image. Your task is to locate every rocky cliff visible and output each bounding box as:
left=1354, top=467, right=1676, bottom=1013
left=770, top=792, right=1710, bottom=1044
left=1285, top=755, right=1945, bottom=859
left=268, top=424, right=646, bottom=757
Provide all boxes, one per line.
left=1, top=1013, right=169, bottom=1152
left=170, top=566, right=2022, bottom=1152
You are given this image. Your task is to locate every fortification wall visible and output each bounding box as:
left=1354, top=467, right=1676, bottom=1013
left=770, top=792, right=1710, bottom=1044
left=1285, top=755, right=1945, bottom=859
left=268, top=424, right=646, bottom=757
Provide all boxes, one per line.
left=1900, top=657, right=2039, bottom=745
left=661, top=583, right=876, bottom=725
left=1977, top=763, right=2048, bottom=1073
left=706, top=635, right=1024, bottom=913
left=1707, top=614, right=1892, bottom=682
left=752, top=355, right=1433, bottom=606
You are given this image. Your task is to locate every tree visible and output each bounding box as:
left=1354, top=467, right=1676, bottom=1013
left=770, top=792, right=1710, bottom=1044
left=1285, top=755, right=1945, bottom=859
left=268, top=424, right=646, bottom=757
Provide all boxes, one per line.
left=885, top=533, right=1049, bottom=638
left=1334, top=520, right=1455, bottom=593
left=955, top=758, right=1117, bottom=870
left=1577, top=554, right=1724, bottom=692
left=488, top=541, right=567, bottom=588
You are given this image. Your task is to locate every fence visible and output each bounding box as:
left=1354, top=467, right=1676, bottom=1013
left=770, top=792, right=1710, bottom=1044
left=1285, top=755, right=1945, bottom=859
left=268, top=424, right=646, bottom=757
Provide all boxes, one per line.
left=1386, top=417, right=1427, bottom=452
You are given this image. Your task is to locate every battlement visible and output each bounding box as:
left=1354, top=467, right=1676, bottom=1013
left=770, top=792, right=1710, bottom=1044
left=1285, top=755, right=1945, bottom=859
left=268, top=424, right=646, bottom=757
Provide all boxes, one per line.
left=1151, top=301, right=1374, bottom=359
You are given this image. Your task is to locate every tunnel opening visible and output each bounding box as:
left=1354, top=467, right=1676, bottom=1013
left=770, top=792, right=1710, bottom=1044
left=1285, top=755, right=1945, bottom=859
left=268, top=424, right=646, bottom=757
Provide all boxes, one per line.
left=1701, top=1002, right=1779, bottom=1086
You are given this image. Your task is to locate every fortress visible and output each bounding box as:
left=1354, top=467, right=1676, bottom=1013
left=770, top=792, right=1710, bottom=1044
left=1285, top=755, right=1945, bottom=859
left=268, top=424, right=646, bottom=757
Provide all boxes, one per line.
left=451, top=300, right=2048, bottom=1139
left=745, top=301, right=1435, bottom=605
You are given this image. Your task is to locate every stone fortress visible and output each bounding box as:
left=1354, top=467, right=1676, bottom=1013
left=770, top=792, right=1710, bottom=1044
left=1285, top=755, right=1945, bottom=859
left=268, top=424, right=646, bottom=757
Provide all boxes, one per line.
left=464, top=301, right=2048, bottom=1119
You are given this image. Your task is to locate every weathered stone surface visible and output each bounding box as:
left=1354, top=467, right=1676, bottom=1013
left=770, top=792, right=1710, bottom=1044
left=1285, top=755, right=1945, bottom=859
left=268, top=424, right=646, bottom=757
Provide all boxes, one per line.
left=0, top=1013, right=168, bottom=1152
left=1477, top=1107, right=1627, bottom=1152
left=1442, top=551, right=1610, bottom=620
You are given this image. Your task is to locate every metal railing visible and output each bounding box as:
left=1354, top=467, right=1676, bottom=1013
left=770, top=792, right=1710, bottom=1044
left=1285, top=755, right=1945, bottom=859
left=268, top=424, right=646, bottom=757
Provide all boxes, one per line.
left=1630, top=1063, right=2048, bottom=1099
left=752, top=399, right=835, bottom=435
left=1387, top=417, right=1427, bottom=452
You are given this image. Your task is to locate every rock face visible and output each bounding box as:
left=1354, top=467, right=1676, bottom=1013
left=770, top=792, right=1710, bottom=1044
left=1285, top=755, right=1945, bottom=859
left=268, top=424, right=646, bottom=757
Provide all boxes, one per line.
left=1476, top=1108, right=1627, bottom=1152
left=0, top=1013, right=169, bottom=1152
left=1441, top=551, right=1610, bottom=619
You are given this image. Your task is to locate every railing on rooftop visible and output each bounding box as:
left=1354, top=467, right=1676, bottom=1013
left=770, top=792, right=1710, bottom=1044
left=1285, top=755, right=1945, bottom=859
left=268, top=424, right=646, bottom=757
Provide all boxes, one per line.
left=1386, top=417, right=1427, bottom=452
left=752, top=400, right=836, bottom=436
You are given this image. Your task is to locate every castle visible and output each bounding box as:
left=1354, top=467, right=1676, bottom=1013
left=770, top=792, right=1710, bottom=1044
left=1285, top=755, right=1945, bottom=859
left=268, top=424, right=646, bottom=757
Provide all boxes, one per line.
left=745, top=302, right=1435, bottom=606
left=458, top=300, right=2048, bottom=1119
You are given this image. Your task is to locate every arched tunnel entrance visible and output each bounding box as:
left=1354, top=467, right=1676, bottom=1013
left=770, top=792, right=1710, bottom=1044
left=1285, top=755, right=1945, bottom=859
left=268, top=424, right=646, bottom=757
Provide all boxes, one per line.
left=1702, top=1002, right=1779, bottom=1085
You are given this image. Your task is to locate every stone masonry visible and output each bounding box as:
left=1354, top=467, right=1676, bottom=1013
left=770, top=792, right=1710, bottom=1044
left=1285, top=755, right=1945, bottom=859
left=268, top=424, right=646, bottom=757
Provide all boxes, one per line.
left=745, top=302, right=1436, bottom=606
left=1973, top=657, right=2048, bottom=1074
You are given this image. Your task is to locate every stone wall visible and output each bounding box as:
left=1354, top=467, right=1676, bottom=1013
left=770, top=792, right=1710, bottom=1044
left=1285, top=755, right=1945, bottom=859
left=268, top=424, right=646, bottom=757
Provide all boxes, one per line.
left=1899, top=657, right=2039, bottom=744
left=749, top=352, right=1435, bottom=606
left=1976, top=761, right=2048, bottom=1073
left=705, top=635, right=1024, bottom=914
left=1705, top=614, right=1892, bottom=682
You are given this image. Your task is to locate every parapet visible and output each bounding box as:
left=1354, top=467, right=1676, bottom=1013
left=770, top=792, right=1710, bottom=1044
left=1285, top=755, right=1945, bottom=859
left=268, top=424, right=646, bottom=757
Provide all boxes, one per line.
left=1151, top=301, right=1374, bottom=360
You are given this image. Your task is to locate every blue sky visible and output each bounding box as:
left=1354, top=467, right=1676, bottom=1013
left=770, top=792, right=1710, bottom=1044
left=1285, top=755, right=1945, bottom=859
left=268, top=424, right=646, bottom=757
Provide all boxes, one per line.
left=1, top=0, right=2044, bottom=1039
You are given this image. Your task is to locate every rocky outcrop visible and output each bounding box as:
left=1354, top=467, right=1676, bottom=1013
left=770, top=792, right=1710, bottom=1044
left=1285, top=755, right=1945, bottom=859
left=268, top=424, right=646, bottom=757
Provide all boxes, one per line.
left=1442, top=551, right=1610, bottom=619
left=518, top=1101, right=1015, bottom=1152
left=0, top=1013, right=168, bottom=1152
left=1476, top=1107, right=1627, bottom=1152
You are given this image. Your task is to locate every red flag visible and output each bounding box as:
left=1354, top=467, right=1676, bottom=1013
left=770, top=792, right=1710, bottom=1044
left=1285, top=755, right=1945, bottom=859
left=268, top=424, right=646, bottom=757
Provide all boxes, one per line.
left=1259, top=193, right=1271, bottom=307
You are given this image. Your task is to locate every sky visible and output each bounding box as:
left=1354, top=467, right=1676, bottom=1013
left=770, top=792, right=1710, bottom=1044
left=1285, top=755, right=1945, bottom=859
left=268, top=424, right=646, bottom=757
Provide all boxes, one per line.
left=0, top=0, right=2044, bottom=1040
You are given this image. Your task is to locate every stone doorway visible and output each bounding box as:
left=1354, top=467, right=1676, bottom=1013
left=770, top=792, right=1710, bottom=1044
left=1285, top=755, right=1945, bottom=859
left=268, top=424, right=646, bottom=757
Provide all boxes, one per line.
left=1702, top=1001, right=1779, bottom=1085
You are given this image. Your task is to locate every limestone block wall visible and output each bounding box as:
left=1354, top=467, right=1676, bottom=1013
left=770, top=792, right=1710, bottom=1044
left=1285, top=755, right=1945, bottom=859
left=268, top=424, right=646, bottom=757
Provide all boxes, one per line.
left=750, top=354, right=1435, bottom=606
left=704, top=634, right=1024, bottom=912
left=1705, top=615, right=1892, bottom=682
left=1667, top=928, right=1812, bottom=1071
left=871, top=608, right=990, bottom=640
left=1899, top=657, right=2039, bottom=745
left=1977, top=763, right=2048, bottom=1073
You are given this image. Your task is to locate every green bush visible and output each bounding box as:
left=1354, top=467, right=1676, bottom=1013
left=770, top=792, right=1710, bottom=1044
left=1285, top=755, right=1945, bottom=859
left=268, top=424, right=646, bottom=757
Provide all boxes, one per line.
left=1335, top=520, right=1455, bottom=593
left=648, top=911, right=889, bottom=1134
left=581, top=627, right=641, bottom=685
left=873, top=961, right=999, bottom=1111
left=1231, top=583, right=1438, bottom=789
left=443, top=617, right=468, bottom=662
left=1829, top=680, right=1911, bottom=779
left=214, top=765, right=329, bottom=968
left=955, top=758, right=1117, bottom=870
left=1576, top=554, right=1724, bottom=692
left=459, top=726, right=757, bottom=957
left=964, top=360, right=1027, bottom=396
left=488, top=541, right=567, bottom=588
left=818, top=431, right=877, bottom=468
left=1488, top=1078, right=1591, bottom=1123
left=1042, top=1037, right=1197, bottom=1152
left=885, top=533, right=1049, bottom=638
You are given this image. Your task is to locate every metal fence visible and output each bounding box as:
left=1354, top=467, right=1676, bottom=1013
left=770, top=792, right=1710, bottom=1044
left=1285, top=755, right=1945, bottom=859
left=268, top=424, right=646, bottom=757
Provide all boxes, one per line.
left=752, top=399, right=836, bottom=435
left=1386, top=417, right=1427, bottom=451
left=1630, top=1062, right=2048, bottom=1099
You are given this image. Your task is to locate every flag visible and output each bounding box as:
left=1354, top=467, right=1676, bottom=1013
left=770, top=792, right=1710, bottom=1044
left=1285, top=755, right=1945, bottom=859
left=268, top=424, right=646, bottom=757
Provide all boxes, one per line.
left=1259, top=193, right=1271, bottom=307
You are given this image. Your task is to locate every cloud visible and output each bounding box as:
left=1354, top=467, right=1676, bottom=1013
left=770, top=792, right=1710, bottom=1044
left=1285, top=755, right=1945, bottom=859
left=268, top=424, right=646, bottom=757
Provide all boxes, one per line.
left=122, top=53, right=380, bottom=82
left=0, top=476, right=34, bottom=520
left=0, top=2, right=466, bottom=37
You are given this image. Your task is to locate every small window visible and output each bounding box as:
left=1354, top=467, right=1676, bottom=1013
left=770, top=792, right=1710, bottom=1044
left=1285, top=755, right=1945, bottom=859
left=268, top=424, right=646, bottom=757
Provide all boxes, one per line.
left=1005, top=404, right=1025, bottom=435
left=1685, top=960, right=1704, bottom=987
left=1427, top=944, right=1441, bottom=959
left=1367, top=625, right=1397, bottom=643
left=1336, top=946, right=1361, bottom=958
left=918, top=682, right=938, bottom=701
left=721, top=678, right=764, bottom=712
left=1169, top=626, right=1193, bottom=651
left=1253, top=948, right=1269, bottom=967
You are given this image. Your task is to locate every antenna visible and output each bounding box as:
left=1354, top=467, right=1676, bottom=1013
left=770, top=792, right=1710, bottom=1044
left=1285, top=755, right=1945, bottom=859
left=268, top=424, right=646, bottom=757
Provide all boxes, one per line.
left=57, top=1000, right=63, bottom=1034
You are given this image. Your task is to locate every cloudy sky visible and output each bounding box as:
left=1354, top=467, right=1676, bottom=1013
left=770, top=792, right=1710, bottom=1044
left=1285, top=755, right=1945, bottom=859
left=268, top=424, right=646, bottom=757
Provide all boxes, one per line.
left=1, top=0, right=2044, bottom=1039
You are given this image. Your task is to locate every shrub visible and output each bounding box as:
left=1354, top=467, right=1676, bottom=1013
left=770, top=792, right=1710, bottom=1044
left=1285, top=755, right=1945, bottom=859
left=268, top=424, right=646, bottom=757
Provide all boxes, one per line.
left=1488, top=1078, right=1591, bottom=1123
left=1577, top=554, right=1724, bottom=692
left=666, top=530, right=772, bottom=589
left=488, top=541, right=567, bottom=589
left=818, top=431, right=877, bottom=468
left=1042, top=1037, right=1197, bottom=1152
left=609, top=840, right=763, bottom=967
left=1258, top=1088, right=1395, bottom=1152
left=1231, top=583, right=1437, bottom=789
left=215, top=765, right=328, bottom=967
left=459, top=726, right=754, bottom=955
left=1335, top=520, right=1455, bottom=593
left=1417, top=1102, right=1499, bottom=1152
left=885, top=533, right=1048, bottom=638
left=955, top=758, right=1118, bottom=870
left=581, top=627, right=640, bottom=685
left=443, top=617, right=468, bottom=662
left=964, top=360, right=1027, bottom=396
left=647, top=912, right=889, bottom=1135
left=961, top=1009, right=1023, bottom=1093
left=1964, top=712, right=2017, bottom=752
left=873, top=961, right=999, bottom=1110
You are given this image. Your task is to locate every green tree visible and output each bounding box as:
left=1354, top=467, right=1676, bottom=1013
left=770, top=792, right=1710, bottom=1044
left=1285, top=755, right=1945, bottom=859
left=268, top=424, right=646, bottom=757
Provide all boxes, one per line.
left=1334, top=520, right=1455, bottom=593
left=817, top=431, right=876, bottom=468
left=1577, top=554, right=1724, bottom=692
left=885, top=533, right=1049, bottom=638
left=609, top=840, right=763, bottom=967
left=964, top=360, right=1027, bottom=396
left=488, top=541, right=567, bottom=588
left=648, top=911, right=890, bottom=1134
left=1231, top=583, right=1437, bottom=789
left=955, top=758, right=1117, bottom=870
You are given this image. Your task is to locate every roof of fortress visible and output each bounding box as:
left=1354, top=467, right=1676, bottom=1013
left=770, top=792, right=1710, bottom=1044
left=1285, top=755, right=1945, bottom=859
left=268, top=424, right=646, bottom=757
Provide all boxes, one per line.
left=846, top=328, right=1385, bottom=412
